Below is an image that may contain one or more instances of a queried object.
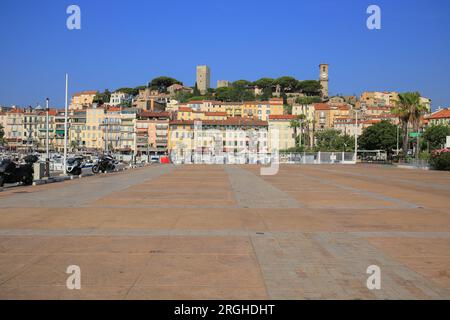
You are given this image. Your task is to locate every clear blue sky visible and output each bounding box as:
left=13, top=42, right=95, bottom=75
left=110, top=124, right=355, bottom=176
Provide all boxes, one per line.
left=0, top=0, right=449, bottom=109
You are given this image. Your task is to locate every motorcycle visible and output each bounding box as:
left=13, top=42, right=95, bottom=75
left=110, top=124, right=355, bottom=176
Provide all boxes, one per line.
left=0, top=155, right=39, bottom=187
left=92, top=155, right=115, bottom=174
left=66, top=156, right=84, bottom=176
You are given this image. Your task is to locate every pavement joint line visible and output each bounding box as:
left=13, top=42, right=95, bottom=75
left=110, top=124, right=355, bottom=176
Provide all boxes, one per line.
left=1, top=229, right=450, bottom=238
left=225, top=166, right=303, bottom=208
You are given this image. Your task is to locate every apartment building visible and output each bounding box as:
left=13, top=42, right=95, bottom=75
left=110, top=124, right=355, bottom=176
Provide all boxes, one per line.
left=168, top=117, right=269, bottom=160
left=313, top=103, right=351, bottom=131
left=70, top=90, right=98, bottom=110
left=132, top=87, right=168, bottom=111
left=360, top=91, right=399, bottom=107
left=268, top=115, right=297, bottom=151
left=2, top=108, right=24, bottom=149
left=103, top=107, right=123, bottom=152
left=333, top=118, right=379, bottom=137
left=176, top=107, right=227, bottom=121
left=426, top=108, right=450, bottom=126
left=118, top=110, right=136, bottom=153
left=84, top=107, right=105, bottom=150
left=69, top=110, right=87, bottom=150
left=242, top=98, right=284, bottom=121
left=110, top=91, right=132, bottom=107
left=136, top=111, right=171, bottom=155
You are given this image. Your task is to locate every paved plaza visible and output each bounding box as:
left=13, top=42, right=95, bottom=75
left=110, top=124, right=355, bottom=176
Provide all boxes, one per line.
left=0, top=164, right=449, bottom=299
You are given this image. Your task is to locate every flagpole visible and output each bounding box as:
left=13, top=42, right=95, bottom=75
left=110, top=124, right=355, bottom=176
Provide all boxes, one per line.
left=63, top=74, right=69, bottom=175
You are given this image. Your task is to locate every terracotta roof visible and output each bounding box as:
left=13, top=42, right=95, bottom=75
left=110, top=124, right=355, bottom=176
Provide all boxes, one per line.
left=314, top=103, right=331, bottom=111
left=269, top=115, right=297, bottom=120
left=178, top=107, right=193, bottom=112
left=73, top=90, right=98, bottom=97
left=211, top=101, right=242, bottom=106
left=138, top=111, right=171, bottom=118
left=8, top=108, right=24, bottom=114
left=205, top=112, right=227, bottom=116
left=107, top=107, right=122, bottom=112
left=187, top=100, right=206, bottom=104
left=170, top=117, right=268, bottom=127
left=427, top=108, right=450, bottom=120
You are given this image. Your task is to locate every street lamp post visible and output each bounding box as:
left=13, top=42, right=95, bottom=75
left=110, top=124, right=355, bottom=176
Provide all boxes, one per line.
left=63, top=74, right=69, bottom=175
left=353, top=108, right=360, bottom=163
left=45, top=98, right=50, bottom=161
left=104, top=117, right=109, bottom=154
left=146, top=133, right=150, bottom=163
left=45, top=98, right=50, bottom=177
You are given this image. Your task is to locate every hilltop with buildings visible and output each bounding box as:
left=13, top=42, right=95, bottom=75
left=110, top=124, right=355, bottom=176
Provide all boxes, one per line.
left=0, top=63, right=445, bottom=158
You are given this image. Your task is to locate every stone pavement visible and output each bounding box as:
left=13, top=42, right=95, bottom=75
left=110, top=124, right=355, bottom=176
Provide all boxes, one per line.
left=0, top=164, right=449, bottom=299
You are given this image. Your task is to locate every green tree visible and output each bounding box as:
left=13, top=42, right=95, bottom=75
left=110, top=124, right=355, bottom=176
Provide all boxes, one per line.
left=289, top=114, right=307, bottom=147
left=119, top=100, right=132, bottom=108
left=114, top=86, right=144, bottom=97
left=253, top=78, right=274, bottom=89
left=296, top=80, right=322, bottom=96
left=188, top=96, right=208, bottom=101
left=392, top=92, right=427, bottom=157
left=149, top=76, right=182, bottom=93
left=423, top=125, right=450, bottom=150
left=315, top=129, right=355, bottom=152
left=358, top=121, right=399, bottom=155
left=215, top=86, right=254, bottom=102
left=232, top=80, right=251, bottom=89
left=175, top=91, right=195, bottom=103
left=192, top=82, right=201, bottom=96
left=93, top=89, right=111, bottom=105
left=296, top=96, right=322, bottom=105
left=274, top=76, right=298, bottom=92
left=257, top=87, right=273, bottom=101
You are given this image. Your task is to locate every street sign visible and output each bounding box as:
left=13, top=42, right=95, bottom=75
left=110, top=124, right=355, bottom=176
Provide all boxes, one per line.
left=409, top=132, right=421, bottom=138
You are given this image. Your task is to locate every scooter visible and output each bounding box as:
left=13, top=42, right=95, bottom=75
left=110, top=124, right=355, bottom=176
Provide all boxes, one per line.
left=92, top=155, right=115, bottom=174
left=66, top=156, right=84, bottom=176
left=0, top=155, right=39, bottom=187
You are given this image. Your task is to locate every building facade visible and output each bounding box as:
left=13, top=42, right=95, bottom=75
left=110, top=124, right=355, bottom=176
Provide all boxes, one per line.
left=70, top=90, right=98, bottom=110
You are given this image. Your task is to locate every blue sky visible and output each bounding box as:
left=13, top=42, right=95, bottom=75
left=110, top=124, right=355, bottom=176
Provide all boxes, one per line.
left=0, top=0, right=449, bottom=109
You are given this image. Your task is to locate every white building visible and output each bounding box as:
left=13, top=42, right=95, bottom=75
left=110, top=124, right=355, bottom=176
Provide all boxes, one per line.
left=110, top=91, right=133, bottom=107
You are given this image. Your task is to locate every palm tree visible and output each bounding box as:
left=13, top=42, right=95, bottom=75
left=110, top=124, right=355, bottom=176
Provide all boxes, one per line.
left=392, top=92, right=426, bottom=157
left=289, top=116, right=302, bottom=148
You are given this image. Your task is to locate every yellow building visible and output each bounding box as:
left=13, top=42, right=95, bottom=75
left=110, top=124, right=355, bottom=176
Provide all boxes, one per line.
left=70, top=90, right=98, bottom=110
left=268, top=115, right=297, bottom=151
left=176, top=107, right=228, bottom=121
left=69, top=110, right=87, bottom=150
left=84, top=107, right=105, bottom=150
left=360, top=91, right=398, bottom=107
left=242, top=98, right=284, bottom=121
